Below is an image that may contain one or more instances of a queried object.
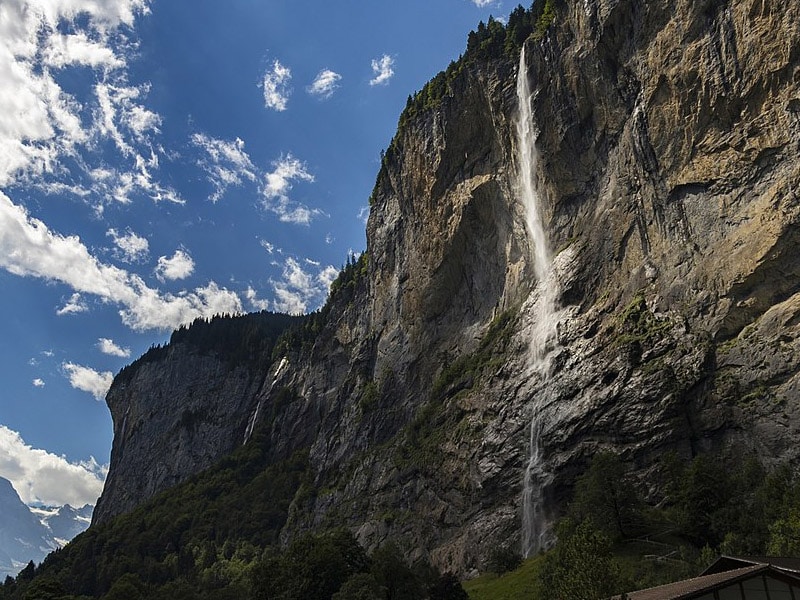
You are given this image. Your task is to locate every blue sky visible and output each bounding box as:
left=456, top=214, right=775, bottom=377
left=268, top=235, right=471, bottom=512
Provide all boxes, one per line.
left=0, top=0, right=513, bottom=508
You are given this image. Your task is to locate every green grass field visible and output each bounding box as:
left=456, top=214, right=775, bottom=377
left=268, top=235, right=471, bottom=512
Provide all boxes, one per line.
left=463, top=555, right=545, bottom=600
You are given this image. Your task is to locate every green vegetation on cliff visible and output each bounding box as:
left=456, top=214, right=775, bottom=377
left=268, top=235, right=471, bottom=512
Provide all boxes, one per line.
left=0, top=431, right=469, bottom=599
left=116, top=310, right=303, bottom=385
left=271, top=251, right=369, bottom=359
left=115, top=250, right=371, bottom=386
left=0, top=419, right=309, bottom=599
left=372, top=1, right=558, bottom=207
left=400, top=1, right=557, bottom=126
left=396, top=310, right=516, bottom=472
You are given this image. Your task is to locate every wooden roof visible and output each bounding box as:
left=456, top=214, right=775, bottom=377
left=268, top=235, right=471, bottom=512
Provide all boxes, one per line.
left=702, top=555, right=800, bottom=576
left=611, top=557, right=800, bottom=600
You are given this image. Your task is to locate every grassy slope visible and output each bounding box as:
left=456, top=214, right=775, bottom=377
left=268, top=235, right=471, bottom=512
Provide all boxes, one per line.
left=463, top=555, right=545, bottom=600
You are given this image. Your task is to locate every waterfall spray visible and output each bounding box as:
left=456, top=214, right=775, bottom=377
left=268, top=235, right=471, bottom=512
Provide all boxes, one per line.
left=516, top=46, right=560, bottom=557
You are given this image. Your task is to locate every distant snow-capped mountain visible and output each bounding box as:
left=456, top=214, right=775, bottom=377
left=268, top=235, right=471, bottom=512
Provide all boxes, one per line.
left=33, top=504, right=93, bottom=546
left=0, top=478, right=92, bottom=579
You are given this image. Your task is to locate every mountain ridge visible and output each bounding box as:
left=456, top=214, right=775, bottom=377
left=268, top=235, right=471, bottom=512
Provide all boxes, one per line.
left=0, top=478, right=91, bottom=579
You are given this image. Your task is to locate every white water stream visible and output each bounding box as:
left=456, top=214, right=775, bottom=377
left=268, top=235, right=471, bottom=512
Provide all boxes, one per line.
left=516, top=46, right=561, bottom=558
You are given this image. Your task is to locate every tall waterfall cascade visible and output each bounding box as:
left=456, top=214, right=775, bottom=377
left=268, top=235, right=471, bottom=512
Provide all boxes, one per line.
left=516, top=46, right=561, bottom=558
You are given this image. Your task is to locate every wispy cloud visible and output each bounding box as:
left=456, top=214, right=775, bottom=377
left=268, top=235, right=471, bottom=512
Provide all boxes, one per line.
left=263, top=155, right=321, bottom=224
left=262, top=59, right=292, bottom=111
left=97, top=338, right=130, bottom=358
left=470, top=0, right=497, bottom=6
left=307, top=69, right=342, bottom=99
left=0, top=425, right=105, bottom=507
left=57, top=292, right=89, bottom=316
left=107, top=228, right=149, bottom=263
left=0, top=0, right=182, bottom=213
left=42, top=31, right=125, bottom=70
left=94, top=82, right=160, bottom=155
left=369, top=54, right=395, bottom=86
left=62, top=362, right=114, bottom=400
left=191, top=133, right=258, bottom=202
left=155, top=249, right=195, bottom=282
left=86, top=153, right=184, bottom=207
left=244, top=286, right=270, bottom=311
left=32, top=378, right=45, bottom=388
left=0, top=191, right=242, bottom=331
left=260, top=239, right=278, bottom=255
left=191, top=134, right=322, bottom=223
left=270, top=257, right=338, bottom=314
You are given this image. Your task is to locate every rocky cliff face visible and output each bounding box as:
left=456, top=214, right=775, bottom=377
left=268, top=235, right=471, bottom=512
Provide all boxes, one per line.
left=93, top=0, right=800, bottom=574
left=93, top=342, right=270, bottom=523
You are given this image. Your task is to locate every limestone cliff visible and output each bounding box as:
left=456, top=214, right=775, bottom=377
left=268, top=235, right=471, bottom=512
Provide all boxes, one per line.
left=93, top=312, right=299, bottom=524
left=93, top=0, right=800, bottom=574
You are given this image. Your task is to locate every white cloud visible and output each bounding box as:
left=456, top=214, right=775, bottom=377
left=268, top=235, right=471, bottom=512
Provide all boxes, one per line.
left=191, top=135, right=322, bottom=223
left=358, top=205, right=370, bottom=224
left=107, top=228, right=149, bottom=263
left=263, top=155, right=321, bottom=224
left=369, top=54, right=395, bottom=86
left=264, top=155, right=314, bottom=197
left=270, top=257, right=337, bottom=315
left=97, top=337, right=130, bottom=358
left=0, top=191, right=242, bottom=331
left=262, top=59, right=292, bottom=111
left=191, top=133, right=258, bottom=202
left=62, top=362, right=113, bottom=400
left=95, top=82, right=150, bottom=155
left=0, top=0, right=144, bottom=187
left=89, top=161, right=184, bottom=207
left=155, top=248, right=195, bottom=282
left=57, top=292, right=89, bottom=315
left=0, top=425, right=105, bottom=507
left=32, top=378, right=45, bottom=388
left=122, top=281, right=243, bottom=330
left=0, top=190, right=140, bottom=298
left=260, top=240, right=277, bottom=254
left=0, top=0, right=184, bottom=215
left=307, top=69, right=342, bottom=99
left=245, top=286, right=270, bottom=311
left=318, top=265, right=340, bottom=290
left=42, top=32, right=124, bottom=69
left=88, top=84, right=179, bottom=206
left=125, top=105, right=161, bottom=142
left=471, top=0, right=496, bottom=5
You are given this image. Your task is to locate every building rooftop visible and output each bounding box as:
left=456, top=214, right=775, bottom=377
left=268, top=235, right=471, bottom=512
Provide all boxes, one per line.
left=611, top=556, right=800, bottom=600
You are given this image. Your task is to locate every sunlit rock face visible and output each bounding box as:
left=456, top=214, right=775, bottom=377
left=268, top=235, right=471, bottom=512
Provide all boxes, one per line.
left=95, top=0, right=800, bottom=574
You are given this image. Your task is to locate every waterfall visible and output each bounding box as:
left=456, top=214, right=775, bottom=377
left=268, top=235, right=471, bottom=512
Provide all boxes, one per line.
left=516, top=46, right=560, bottom=557
left=243, top=357, right=290, bottom=444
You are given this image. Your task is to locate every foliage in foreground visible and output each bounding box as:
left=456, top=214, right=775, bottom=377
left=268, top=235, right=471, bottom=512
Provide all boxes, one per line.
left=0, top=416, right=309, bottom=600
left=1, top=528, right=468, bottom=600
